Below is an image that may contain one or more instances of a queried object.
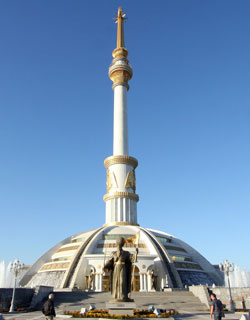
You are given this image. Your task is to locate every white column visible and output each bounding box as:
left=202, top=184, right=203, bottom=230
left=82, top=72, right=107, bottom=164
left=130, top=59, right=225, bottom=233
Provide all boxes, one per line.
left=94, top=273, right=99, bottom=291
left=113, top=85, right=128, bottom=155
left=99, top=273, right=103, bottom=291
left=147, top=273, right=151, bottom=291
left=139, top=273, right=144, bottom=291
left=143, top=274, right=147, bottom=291
left=139, top=274, right=147, bottom=292
left=95, top=273, right=103, bottom=292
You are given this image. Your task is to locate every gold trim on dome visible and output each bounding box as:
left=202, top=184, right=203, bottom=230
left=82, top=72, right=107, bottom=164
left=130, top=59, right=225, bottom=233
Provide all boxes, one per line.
left=103, top=221, right=139, bottom=227
left=103, top=192, right=139, bottom=202
left=56, top=245, right=79, bottom=253
left=40, top=262, right=70, bottom=271
left=97, top=243, right=145, bottom=248
left=104, top=155, right=138, bottom=169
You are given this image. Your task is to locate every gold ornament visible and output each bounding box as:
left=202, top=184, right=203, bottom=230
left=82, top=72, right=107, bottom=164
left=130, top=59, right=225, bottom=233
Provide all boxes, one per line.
left=125, top=170, right=136, bottom=192
left=104, top=155, right=138, bottom=169
left=103, top=191, right=139, bottom=202
left=106, top=170, right=118, bottom=192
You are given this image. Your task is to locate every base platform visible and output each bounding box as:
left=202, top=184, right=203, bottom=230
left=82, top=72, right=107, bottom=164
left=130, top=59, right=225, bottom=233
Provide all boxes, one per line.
left=106, top=302, right=136, bottom=315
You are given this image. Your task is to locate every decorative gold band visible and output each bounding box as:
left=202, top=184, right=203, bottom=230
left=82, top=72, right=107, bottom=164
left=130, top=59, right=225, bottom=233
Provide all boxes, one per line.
left=104, top=155, right=138, bottom=168
left=103, top=192, right=139, bottom=202
left=112, top=47, right=128, bottom=58
left=103, top=221, right=139, bottom=227
left=109, top=69, right=132, bottom=88
left=40, top=262, right=70, bottom=271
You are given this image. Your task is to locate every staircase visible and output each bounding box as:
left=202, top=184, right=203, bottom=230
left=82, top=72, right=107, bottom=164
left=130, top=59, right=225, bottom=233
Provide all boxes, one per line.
left=53, top=290, right=209, bottom=313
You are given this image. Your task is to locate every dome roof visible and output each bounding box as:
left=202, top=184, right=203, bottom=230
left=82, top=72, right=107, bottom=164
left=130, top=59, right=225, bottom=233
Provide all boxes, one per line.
left=20, top=225, right=223, bottom=291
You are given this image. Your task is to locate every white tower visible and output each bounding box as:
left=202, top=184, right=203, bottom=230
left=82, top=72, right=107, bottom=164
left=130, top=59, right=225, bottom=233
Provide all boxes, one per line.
left=104, top=7, right=139, bottom=227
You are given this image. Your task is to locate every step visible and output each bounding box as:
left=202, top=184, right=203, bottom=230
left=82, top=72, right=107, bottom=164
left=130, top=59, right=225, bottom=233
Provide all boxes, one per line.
left=52, top=291, right=208, bottom=313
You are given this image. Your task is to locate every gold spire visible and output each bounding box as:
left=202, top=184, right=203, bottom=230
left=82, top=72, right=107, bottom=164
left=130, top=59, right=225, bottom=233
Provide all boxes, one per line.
left=115, top=7, right=126, bottom=49
left=112, top=7, right=128, bottom=59
left=109, top=7, right=133, bottom=89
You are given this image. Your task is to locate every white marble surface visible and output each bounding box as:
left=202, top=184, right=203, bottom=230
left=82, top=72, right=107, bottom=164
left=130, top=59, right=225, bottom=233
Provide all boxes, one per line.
left=113, top=85, right=128, bottom=156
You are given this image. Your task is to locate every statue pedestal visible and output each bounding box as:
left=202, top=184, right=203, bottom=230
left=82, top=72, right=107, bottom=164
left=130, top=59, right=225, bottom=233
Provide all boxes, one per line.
left=106, top=302, right=136, bottom=316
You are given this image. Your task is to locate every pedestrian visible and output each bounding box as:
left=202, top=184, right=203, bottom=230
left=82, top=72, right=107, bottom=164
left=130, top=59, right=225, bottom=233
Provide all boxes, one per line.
left=42, top=293, right=56, bottom=320
left=210, top=293, right=224, bottom=320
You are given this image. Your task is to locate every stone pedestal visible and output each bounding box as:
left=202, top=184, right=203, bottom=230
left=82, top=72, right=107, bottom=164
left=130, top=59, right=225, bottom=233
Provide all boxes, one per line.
left=106, top=302, right=136, bottom=316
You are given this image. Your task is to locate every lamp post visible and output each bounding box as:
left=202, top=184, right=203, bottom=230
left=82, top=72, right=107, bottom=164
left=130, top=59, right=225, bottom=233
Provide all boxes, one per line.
left=9, top=259, right=24, bottom=313
left=219, top=260, right=235, bottom=313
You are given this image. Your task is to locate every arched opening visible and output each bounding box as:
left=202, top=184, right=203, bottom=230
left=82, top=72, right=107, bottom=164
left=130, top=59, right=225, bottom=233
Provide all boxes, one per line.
left=147, top=264, right=157, bottom=291
left=85, top=266, right=96, bottom=291
left=131, top=265, right=140, bottom=291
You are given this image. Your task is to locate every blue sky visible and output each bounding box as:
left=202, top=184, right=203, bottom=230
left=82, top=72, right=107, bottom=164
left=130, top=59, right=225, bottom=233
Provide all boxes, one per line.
left=0, top=0, right=250, bottom=271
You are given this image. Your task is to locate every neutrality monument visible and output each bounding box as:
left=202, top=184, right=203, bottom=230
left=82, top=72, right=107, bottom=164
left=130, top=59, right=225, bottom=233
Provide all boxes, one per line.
left=20, top=7, right=223, bottom=293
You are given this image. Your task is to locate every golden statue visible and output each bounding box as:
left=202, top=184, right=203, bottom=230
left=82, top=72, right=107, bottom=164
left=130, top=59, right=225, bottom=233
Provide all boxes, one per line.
left=104, top=237, right=138, bottom=302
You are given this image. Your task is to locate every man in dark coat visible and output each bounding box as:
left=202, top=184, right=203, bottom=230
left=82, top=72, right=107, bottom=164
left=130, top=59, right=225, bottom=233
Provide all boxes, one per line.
left=104, top=237, right=138, bottom=302
left=42, top=293, right=56, bottom=320
left=210, top=293, right=224, bottom=320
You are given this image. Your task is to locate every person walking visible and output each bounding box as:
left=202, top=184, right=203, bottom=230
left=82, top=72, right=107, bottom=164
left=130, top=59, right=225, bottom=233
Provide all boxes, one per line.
left=210, top=293, right=224, bottom=320
left=42, top=293, right=56, bottom=319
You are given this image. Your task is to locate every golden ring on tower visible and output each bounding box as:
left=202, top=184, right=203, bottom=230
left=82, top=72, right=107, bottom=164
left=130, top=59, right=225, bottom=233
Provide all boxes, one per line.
left=109, top=68, right=132, bottom=90
left=112, top=47, right=128, bottom=59
left=104, top=155, right=138, bottom=168
left=103, top=192, right=139, bottom=202
left=109, top=63, right=132, bottom=79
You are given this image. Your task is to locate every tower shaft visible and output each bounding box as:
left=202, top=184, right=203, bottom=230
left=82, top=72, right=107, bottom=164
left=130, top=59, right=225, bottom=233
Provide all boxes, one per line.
left=103, top=7, right=139, bottom=227
left=113, top=85, right=128, bottom=155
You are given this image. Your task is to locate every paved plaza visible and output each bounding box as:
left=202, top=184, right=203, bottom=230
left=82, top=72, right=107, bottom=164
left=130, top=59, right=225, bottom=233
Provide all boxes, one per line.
left=2, top=310, right=244, bottom=320
left=1, top=291, right=247, bottom=320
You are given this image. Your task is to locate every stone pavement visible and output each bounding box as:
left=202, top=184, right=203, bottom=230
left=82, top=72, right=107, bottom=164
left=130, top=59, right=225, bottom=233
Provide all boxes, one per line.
left=175, top=311, right=243, bottom=320
left=1, top=311, right=245, bottom=320
left=1, top=312, right=71, bottom=319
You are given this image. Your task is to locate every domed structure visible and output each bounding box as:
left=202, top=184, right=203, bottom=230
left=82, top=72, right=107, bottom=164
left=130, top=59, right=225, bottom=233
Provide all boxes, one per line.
left=20, top=225, right=222, bottom=291
left=20, top=8, right=223, bottom=292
